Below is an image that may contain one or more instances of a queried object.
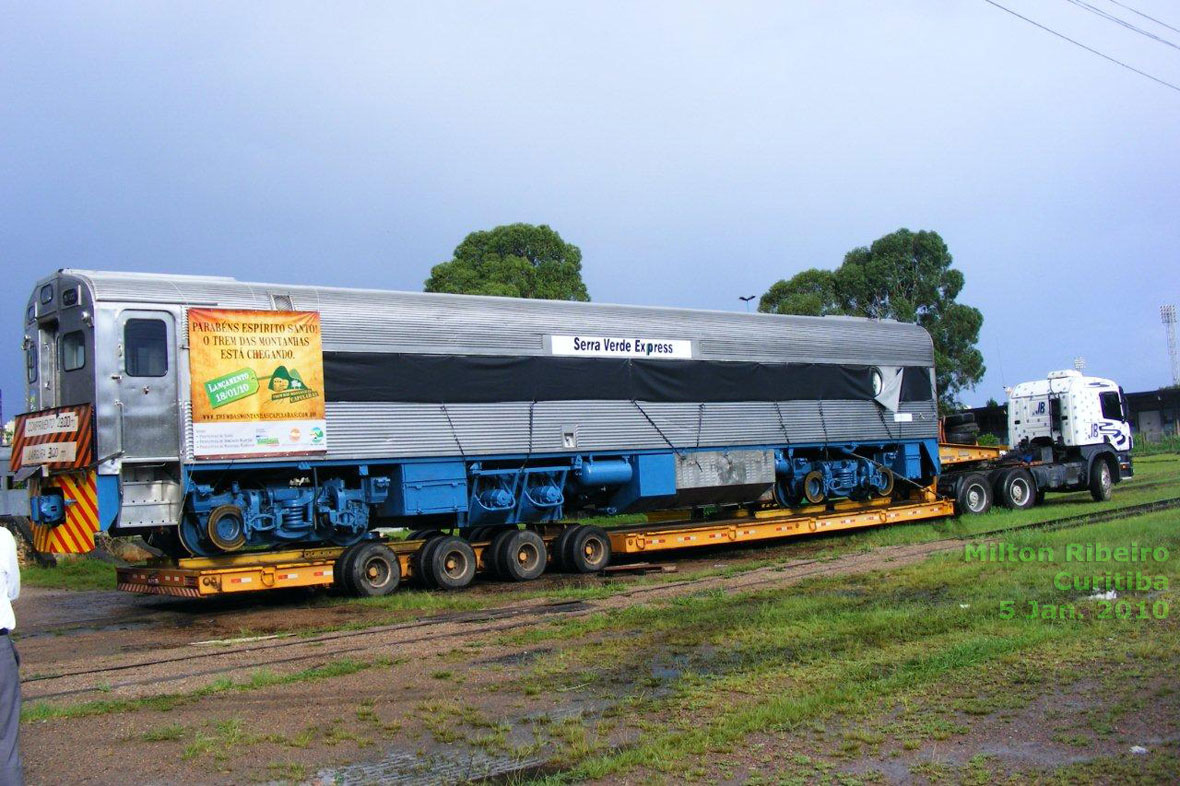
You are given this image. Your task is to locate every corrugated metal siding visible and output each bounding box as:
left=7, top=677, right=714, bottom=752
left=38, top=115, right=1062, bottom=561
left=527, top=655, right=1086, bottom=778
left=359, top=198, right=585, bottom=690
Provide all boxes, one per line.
left=71, top=270, right=934, bottom=366
left=321, top=399, right=938, bottom=461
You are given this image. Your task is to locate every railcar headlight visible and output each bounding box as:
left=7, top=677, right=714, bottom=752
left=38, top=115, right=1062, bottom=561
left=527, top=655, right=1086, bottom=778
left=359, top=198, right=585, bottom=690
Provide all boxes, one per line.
left=871, top=368, right=883, bottom=397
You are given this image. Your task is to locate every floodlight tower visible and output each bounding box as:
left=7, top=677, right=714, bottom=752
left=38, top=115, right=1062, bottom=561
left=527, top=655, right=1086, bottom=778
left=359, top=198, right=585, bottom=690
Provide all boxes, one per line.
left=1163, top=305, right=1179, bottom=387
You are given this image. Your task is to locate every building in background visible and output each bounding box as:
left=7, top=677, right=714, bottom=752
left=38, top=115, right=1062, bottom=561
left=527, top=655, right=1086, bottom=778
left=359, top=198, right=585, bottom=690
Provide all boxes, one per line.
left=964, top=387, right=1180, bottom=446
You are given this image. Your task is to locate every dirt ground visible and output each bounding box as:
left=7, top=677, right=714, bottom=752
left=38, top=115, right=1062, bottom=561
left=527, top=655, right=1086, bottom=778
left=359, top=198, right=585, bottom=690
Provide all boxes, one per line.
left=15, top=532, right=1180, bottom=785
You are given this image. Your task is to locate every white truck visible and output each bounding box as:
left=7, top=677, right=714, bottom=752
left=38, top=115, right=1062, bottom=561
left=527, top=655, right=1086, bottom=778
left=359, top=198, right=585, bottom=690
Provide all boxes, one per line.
left=940, top=370, right=1134, bottom=514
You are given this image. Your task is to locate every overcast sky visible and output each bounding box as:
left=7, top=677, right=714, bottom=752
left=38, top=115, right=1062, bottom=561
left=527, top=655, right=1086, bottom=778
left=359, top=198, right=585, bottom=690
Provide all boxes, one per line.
left=2, top=1, right=1178, bottom=418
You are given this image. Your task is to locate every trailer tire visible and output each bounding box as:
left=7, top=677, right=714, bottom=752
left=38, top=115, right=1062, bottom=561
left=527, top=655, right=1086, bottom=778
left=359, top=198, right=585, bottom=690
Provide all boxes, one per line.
left=424, top=536, right=476, bottom=591
left=944, top=413, right=975, bottom=428
left=495, top=530, right=547, bottom=582
left=955, top=473, right=992, bottom=515
left=334, top=542, right=365, bottom=595
left=414, top=535, right=449, bottom=589
left=347, top=542, right=401, bottom=597
left=406, top=528, right=444, bottom=543
left=996, top=468, right=1036, bottom=510
left=565, top=526, right=612, bottom=573
left=1089, top=458, right=1113, bottom=502
left=551, top=525, right=580, bottom=572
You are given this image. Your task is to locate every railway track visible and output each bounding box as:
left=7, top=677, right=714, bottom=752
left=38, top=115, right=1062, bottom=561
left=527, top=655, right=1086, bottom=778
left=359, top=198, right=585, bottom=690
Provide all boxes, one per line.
left=23, top=494, right=1180, bottom=704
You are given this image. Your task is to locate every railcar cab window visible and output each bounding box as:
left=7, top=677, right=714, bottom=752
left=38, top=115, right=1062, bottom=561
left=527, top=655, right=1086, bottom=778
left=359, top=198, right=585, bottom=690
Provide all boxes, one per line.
left=62, top=330, right=86, bottom=371
left=1099, top=391, right=1125, bottom=422
left=125, top=318, right=168, bottom=377
left=26, top=340, right=37, bottom=383
left=39, top=284, right=54, bottom=306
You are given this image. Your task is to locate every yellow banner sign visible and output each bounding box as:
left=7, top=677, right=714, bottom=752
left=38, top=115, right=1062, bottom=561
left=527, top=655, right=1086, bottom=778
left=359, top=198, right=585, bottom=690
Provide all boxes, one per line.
left=188, top=308, right=327, bottom=458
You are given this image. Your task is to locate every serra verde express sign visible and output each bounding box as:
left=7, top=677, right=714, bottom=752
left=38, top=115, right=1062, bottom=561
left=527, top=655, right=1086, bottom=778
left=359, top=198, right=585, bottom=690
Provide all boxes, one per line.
left=188, top=308, right=327, bottom=458
left=549, top=335, right=693, bottom=360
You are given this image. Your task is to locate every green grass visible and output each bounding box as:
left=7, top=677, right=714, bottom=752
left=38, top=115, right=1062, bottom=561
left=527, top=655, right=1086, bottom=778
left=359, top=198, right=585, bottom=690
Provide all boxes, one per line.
left=518, top=506, right=1180, bottom=782
left=20, top=556, right=116, bottom=592
left=1133, top=434, right=1180, bottom=457
left=21, top=656, right=382, bottom=723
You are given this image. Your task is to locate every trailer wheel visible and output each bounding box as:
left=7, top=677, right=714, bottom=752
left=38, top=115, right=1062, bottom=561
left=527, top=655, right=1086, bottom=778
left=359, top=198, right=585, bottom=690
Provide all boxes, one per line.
left=802, top=470, right=826, bottom=505
left=564, top=526, right=611, bottom=574
left=414, top=535, right=449, bottom=589
left=424, top=536, right=476, bottom=591
left=551, top=525, right=580, bottom=572
left=334, top=542, right=367, bottom=595
left=1089, top=459, right=1113, bottom=502
left=495, top=530, right=547, bottom=582
left=955, top=473, right=992, bottom=515
left=406, top=528, right=444, bottom=543
left=996, top=469, right=1036, bottom=510
left=347, top=543, right=401, bottom=597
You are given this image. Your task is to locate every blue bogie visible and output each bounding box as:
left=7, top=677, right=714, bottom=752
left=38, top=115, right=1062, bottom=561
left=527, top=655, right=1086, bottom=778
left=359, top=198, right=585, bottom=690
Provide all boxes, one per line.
left=181, top=439, right=935, bottom=552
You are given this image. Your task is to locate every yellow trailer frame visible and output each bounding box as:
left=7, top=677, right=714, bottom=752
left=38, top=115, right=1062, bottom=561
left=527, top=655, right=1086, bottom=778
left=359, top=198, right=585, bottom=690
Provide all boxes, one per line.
left=939, top=442, right=1008, bottom=467
left=116, top=486, right=954, bottom=598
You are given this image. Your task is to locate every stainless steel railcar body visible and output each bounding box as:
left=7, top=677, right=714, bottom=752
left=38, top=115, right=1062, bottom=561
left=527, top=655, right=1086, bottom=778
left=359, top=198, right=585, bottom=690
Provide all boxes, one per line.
left=16, top=269, right=941, bottom=556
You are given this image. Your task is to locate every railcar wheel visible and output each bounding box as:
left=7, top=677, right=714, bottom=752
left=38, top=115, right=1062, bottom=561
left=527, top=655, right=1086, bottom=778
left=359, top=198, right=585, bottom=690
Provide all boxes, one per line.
left=997, top=469, right=1036, bottom=510
left=206, top=505, right=247, bottom=552
left=873, top=468, right=895, bottom=498
left=347, top=543, right=401, bottom=596
left=178, top=513, right=219, bottom=557
left=1089, top=459, right=1113, bottom=502
left=424, top=536, right=477, bottom=590
left=564, top=526, right=611, bottom=574
left=802, top=470, right=826, bottom=505
left=955, top=473, right=992, bottom=515
left=551, top=526, right=580, bottom=571
left=414, top=535, right=449, bottom=589
left=496, top=530, right=547, bottom=582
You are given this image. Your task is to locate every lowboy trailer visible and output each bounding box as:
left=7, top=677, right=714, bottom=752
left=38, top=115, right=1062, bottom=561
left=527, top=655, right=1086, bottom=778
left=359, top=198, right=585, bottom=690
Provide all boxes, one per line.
left=117, top=487, right=955, bottom=598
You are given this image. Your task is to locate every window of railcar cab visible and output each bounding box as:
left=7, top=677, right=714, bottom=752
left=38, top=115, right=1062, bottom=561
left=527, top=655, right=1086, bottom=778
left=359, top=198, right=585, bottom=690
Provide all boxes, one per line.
left=39, top=284, right=54, bottom=306
left=26, top=303, right=35, bottom=323
left=125, top=318, right=168, bottom=377
left=61, top=330, right=86, bottom=372
left=25, top=340, right=37, bottom=383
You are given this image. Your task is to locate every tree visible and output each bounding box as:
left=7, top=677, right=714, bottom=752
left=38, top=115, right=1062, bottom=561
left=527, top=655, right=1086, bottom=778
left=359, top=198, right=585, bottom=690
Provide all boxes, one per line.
left=760, top=228, right=985, bottom=409
left=425, top=223, right=590, bottom=301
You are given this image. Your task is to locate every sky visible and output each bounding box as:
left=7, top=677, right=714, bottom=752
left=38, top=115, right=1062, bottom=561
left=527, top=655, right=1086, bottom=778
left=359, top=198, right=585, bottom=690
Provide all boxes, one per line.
left=2, top=0, right=1179, bottom=418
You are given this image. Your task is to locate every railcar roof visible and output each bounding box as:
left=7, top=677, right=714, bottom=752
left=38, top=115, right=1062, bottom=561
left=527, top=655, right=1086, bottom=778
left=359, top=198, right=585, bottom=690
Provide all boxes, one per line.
left=53, top=269, right=935, bottom=366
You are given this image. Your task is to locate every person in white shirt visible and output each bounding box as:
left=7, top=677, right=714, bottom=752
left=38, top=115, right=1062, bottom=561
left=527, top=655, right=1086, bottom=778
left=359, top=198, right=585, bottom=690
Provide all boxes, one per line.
left=0, top=525, right=20, bottom=785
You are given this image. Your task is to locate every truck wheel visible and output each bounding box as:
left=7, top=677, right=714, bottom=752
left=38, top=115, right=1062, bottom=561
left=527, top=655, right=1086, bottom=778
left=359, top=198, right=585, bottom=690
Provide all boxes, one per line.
left=1089, top=459, right=1113, bottom=502
left=424, top=536, right=476, bottom=591
left=564, top=526, right=611, bottom=574
left=944, top=413, right=975, bottom=428
left=495, top=530, right=547, bottom=582
left=346, top=542, right=401, bottom=597
left=997, top=469, right=1036, bottom=510
left=955, top=473, right=992, bottom=515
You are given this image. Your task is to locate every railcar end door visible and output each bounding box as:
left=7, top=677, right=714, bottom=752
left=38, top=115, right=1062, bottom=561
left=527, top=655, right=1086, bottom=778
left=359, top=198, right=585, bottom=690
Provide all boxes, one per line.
left=115, top=311, right=179, bottom=461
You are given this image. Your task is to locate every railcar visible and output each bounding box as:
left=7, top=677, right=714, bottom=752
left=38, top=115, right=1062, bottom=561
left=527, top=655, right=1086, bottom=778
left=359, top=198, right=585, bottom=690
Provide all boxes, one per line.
left=13, top=270, right=941, bottom=565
